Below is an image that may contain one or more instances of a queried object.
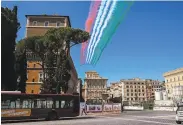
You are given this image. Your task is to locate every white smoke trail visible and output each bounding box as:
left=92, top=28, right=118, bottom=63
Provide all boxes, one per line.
left=88, top=1, right=117, bottom=64
left=85, top=0, right=106, bottom=63
left=86, top=0, right=111, bottom=63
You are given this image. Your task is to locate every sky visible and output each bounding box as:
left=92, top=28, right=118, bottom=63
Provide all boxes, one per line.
left=2, top=1, right=183, bottom=85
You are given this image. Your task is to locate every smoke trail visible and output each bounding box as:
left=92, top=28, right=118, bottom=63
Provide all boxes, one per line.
left=93, top=2, right=134, bottom=65
left=80, top=1, right=95, bottom=64
left=86, top=0, right=112, bottom=63
left=81, top=1, right=101, bottom=64
left=88, top=1, right=117, bottom=64
left=85, top=0, right=107, bottom=63
left=92, top=2, right=134, bottom=65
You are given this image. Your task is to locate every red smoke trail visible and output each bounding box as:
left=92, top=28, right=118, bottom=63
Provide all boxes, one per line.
left=80, top=1, right=101, bottom=64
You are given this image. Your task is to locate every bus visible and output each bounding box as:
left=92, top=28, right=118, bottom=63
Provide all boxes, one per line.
left=1, top=91, right=80, bottom=121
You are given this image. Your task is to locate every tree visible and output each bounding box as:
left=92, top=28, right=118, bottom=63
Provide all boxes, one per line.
left=17, top=27, right=90, bottom=94
left=15, top=50, right=27, bottom=93
left=78, top=78, right=85, bottom=102
left=1, top=6, right=20, bottom=90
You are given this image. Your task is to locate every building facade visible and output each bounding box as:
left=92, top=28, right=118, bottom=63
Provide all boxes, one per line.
left=109, top=82, right=122, bottom=98
left=82, top=71, right=108, bottom=103
left=25, top=15, right=78, bottom=94
left=172, top=86, right=183, bottom=102
left=163, top=67, right=183, bottom=99
left=120, top=78, right=147, bottom=104
left=145, top=79, right=161, bottom=101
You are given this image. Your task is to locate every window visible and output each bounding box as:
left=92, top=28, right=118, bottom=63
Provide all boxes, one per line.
left=22, top=100, right=32, bottom=108
left=1, top=100, right=10, bottom=109
left=31, top=90, right=34, bottom=93
left=32, top=79, right=35, bottom=82
left=46, top=99, right=53, bottom=108
left=33, top=64, right=36, bottom=68
left=32, top=21, right=37, bottom=26
left=44, top=21, right=49, bottom=26
left=56, top=22, right=61, bottom=27
left=55, top=101, right=60, bottom=108
left=39, top=73, right=43, bottom=82
left=61, top=101, right=65, bottom=108
left=131, top=93, right=133, bottom=96
left=10, top=101, right=16, bottom=108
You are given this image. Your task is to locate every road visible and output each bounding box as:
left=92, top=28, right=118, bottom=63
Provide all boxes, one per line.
left=3, top=111, right=178, bottom=125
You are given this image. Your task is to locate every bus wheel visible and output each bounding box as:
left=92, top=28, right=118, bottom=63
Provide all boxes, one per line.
left=46, top=112, right=58, bottom=121
left=176, top=121, right=181, bottom=124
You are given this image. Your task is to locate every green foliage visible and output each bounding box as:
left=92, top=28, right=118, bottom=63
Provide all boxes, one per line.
left=1, top=6, right=20, bottom=91
left=17, top=27, right=90, bottom=94
left=15, top=50, right=27, bottom=93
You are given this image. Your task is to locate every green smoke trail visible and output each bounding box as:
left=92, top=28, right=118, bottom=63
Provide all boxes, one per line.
left=92, top=1, right=134, bottom=65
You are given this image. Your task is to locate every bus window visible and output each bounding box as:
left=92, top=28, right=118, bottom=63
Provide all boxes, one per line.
left=70, top=100, right=74, bottom=108
left=10, top=101, right=16, bottom=108
left=41, top=100, right=46, bottom=108
left=16, top=99, right=21, bottom=108
left=1, top=100, right=10, bottom=109
left=22, top=100, right=32, bottom=108
left=36, top=100, right=41, bottom=108
left=56, top=101, right=60, bottom=108
left=46, top=99, right=53, bottom=108
left=61, top=101, right=65, bottom=108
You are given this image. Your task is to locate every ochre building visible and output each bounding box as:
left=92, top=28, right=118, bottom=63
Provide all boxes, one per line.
left=25, top=15, right=78, bottom=94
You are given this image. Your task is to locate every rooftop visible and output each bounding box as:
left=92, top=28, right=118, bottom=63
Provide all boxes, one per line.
left=25, top=14, right=71, bottom=27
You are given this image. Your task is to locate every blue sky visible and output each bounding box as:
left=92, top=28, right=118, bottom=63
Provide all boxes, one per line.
left=2, top=1, right=183, bottom=85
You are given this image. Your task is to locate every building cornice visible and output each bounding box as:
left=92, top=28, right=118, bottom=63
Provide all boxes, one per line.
left=163, top=67, right=183, bottom=77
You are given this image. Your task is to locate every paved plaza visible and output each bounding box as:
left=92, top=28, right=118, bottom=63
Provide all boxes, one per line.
left=3, top=111, right=178, bottom=125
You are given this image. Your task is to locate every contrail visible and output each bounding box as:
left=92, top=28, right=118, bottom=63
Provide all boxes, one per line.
left=80, top=1, right=94, bottom=64
left=92, top=2, right=134, bottom=65
left=81, top=1, right=101, bottom=64
left=85, top=0, right=107, bottom=63
left=88, top=1, right=117, bottom=64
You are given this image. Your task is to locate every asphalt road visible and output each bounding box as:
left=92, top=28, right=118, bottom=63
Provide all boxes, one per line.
left=3, top=111, right=178, bottom=125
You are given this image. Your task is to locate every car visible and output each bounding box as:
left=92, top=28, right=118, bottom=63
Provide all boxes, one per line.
left=176, top=102, right=183, bottom=124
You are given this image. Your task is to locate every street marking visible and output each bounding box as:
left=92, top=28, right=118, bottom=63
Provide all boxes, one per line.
left=101, top=116, right=176, bottom=125
left=124, top=115, right=175, bottom=119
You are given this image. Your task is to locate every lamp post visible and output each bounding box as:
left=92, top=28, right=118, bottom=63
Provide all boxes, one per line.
left=121, top=82, right=124, bottom=112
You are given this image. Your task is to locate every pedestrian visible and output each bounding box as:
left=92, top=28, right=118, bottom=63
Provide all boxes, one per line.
left=121, top=104, right=124, bottom=112
left=81, top=103, right=87, bottom=115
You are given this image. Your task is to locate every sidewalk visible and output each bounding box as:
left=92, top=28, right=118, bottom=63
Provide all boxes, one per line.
left=87, top=112, right=121, bottom=116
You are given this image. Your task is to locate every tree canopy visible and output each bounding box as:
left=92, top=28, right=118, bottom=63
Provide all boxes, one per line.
left=16, top=27, right=90, bottom=94
left=1, top=6, right=20, bottom=91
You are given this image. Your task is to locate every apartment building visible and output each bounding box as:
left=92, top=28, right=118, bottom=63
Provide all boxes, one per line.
left=163, top=67, right=183, bottom=99
left=146, top=79, right=161, bottom=101
left=82, top=71, right=108, bottom=103
left=120, top=78, right=147, bottom=103
left=25, top=15, right=78, bottom=94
